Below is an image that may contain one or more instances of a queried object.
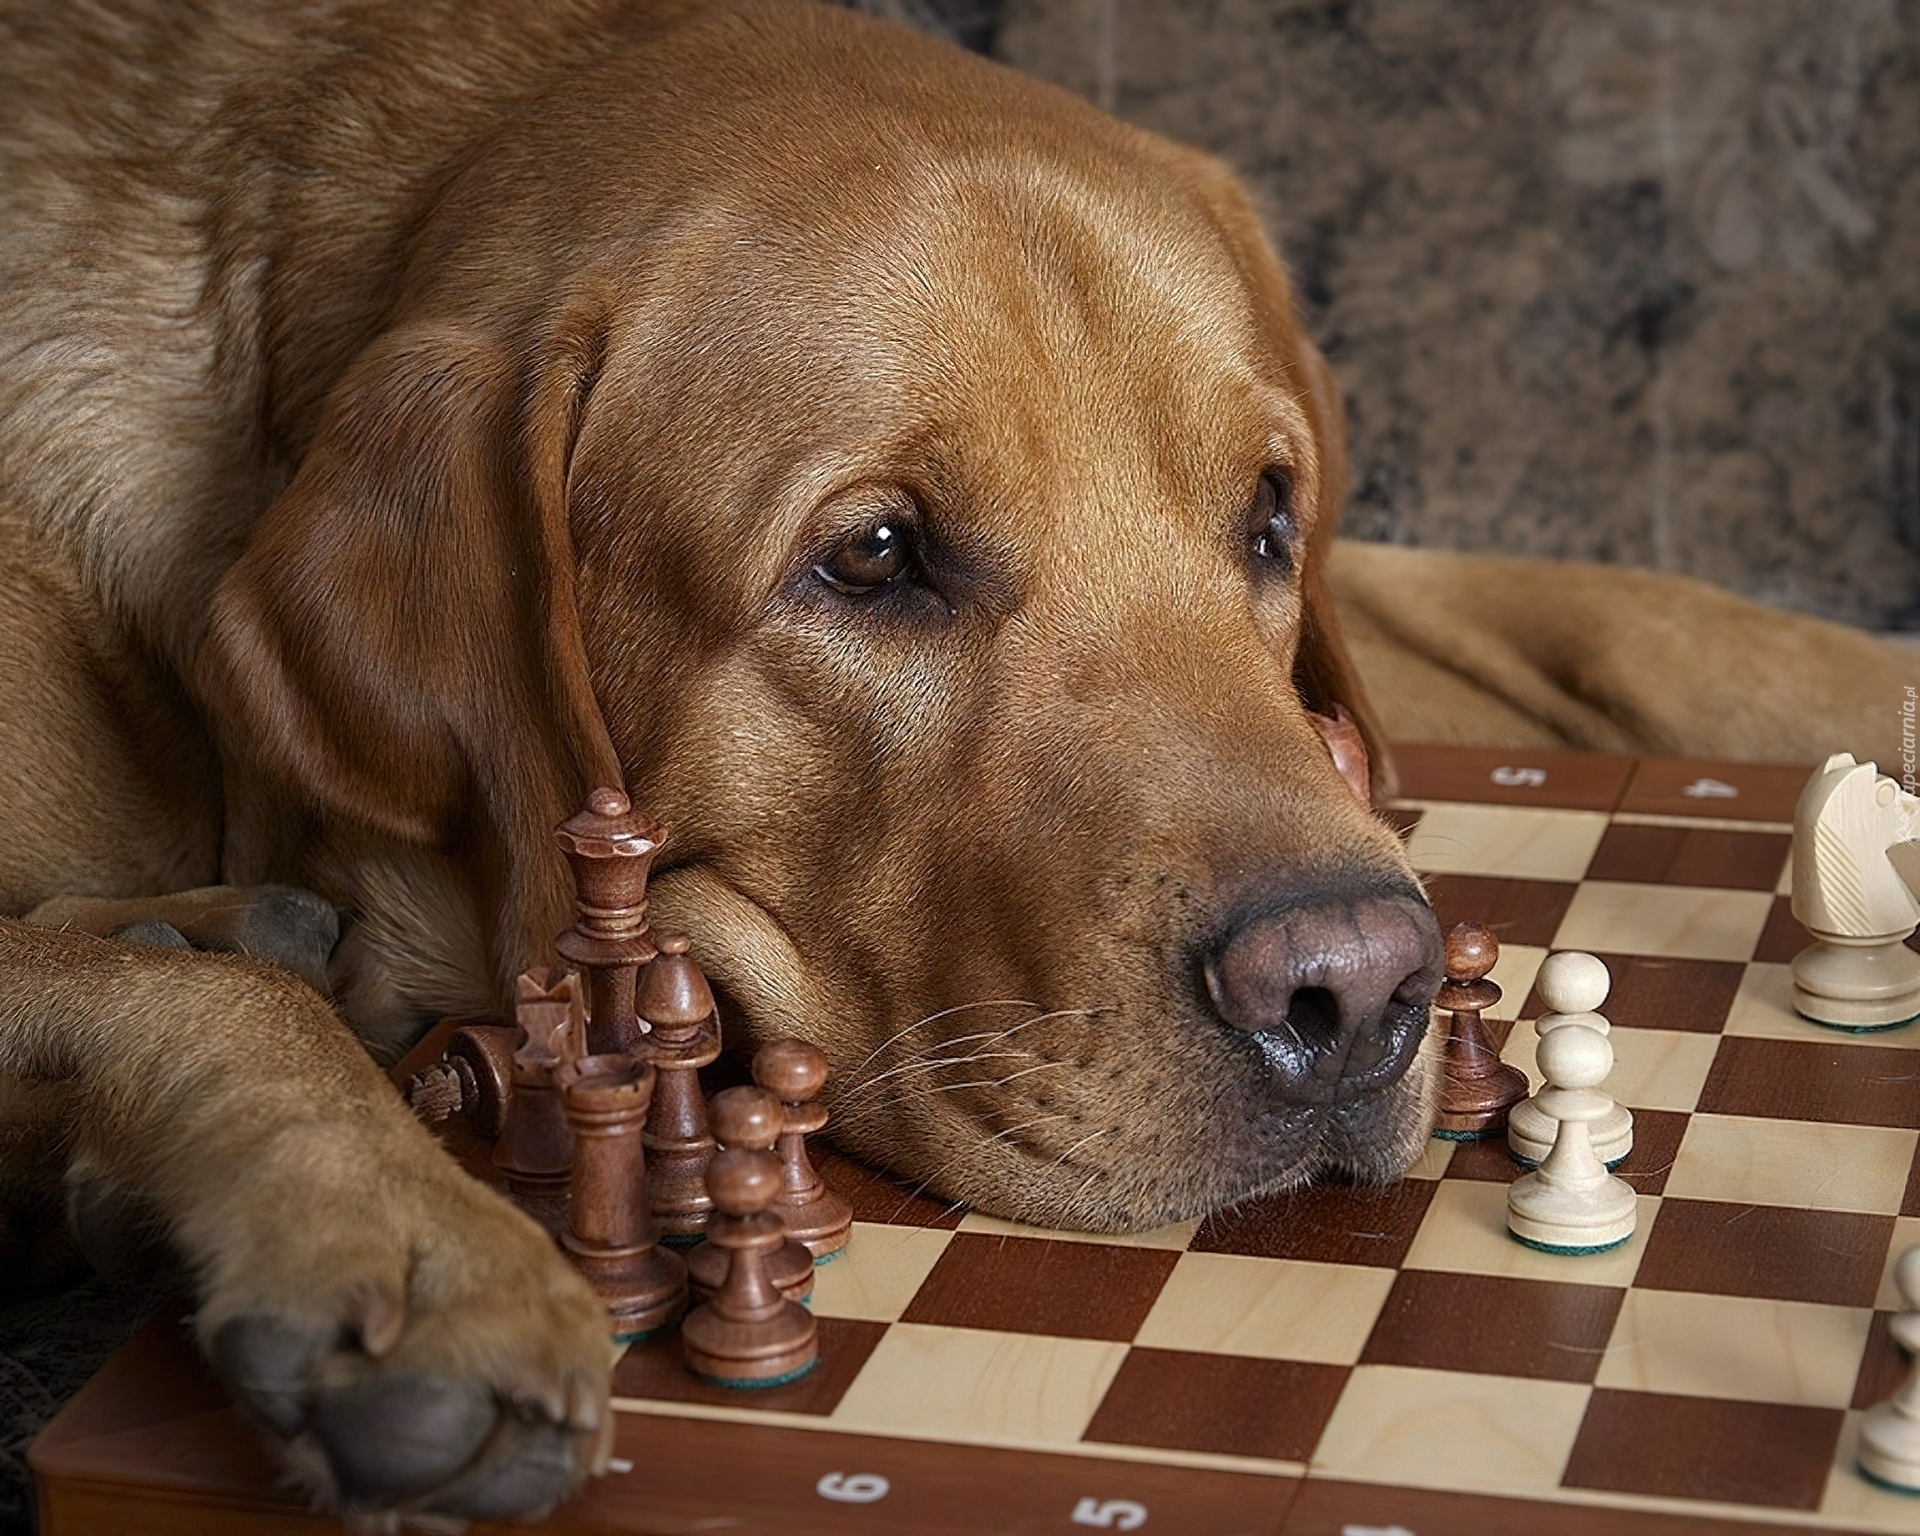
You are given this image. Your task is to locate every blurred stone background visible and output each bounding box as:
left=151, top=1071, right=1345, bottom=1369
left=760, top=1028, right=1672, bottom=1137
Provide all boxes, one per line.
left=863, top=0, right=1920, bottom=631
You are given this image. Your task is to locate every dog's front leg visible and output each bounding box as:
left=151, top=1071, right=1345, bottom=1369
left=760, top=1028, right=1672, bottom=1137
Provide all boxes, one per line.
left=0, top=918, right=612, bottom=1524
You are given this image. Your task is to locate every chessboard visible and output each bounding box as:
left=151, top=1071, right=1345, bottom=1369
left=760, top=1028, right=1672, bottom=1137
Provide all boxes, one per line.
left=30, top=744, right=1920, bottom=1536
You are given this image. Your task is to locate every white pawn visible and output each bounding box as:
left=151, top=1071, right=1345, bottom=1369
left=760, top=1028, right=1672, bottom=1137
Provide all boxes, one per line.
left=1506, top=1021, right=1637, bottom=1253
left=1860, top=1246, right=1920, bottom=1491
left=1508, top=951, right=1633, bottom=1167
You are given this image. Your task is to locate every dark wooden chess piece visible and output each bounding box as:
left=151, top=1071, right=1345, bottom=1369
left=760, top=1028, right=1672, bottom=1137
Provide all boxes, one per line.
left=405, top=1020, right=515, bottom=1135
left=687, top=1087, right=813, bottom=1305
left=637, top=933, right=720, bottom=1241
left=491, top=974, right=580, bottom=1233
left=514, top=966, right=587, bottom=1064
left=555, top=787, right=664, bottom=1056
left=679, top=1141, right=819, bottom=1389
left=752, top=1038, right=853, bottom=1260
left=557, top=1052, right=687, bottom=1341
left=1432, top=920, right=1530, bottom=1140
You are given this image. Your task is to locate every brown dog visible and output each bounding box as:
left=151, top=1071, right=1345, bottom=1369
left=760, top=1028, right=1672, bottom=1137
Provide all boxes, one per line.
left=1, top=0, right=1910, bottom=1521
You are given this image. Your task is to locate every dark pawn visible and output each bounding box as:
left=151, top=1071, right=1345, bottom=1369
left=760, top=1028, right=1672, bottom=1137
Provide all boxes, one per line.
left=557, top=1053, right=687, bottom=1341
left=753, top=1038, right=853, bottom=1261
left=490, top=975, right=580, bottom=1234
left=680, top=1144, right=818, bottom=1388
left=1432, top=920, right=1530, bottom=1139
left=687, top=1087, right=814, bottom=1305
left=637, top=934, right=720, bottom=1240
left=555, top=787, right=664, bottom=1055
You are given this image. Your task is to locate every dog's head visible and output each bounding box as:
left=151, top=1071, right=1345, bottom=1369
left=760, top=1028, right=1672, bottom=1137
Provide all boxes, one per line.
left=198, top=1, right=1442, bottom=1229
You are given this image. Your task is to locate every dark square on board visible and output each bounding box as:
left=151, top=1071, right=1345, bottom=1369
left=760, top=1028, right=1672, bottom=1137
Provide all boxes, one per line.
left=611, top=1315, right=885, bottom=1415
left=1582, top=824, right=1789, bottom=892
left=1358, top=1270, right=1623, bottom=1382
left=1082, top=1348, right=1349, bottom=1463
left=1697, top=1036, right=1920, bottom=1129
left=898, top=1232, right=1178, bottom=1341
left=1563, top=1389, right=1844, bottom=1510
left=1192, top=1176, right=1437, bottom=1267
left=1520, top=954, right=1745, bottom=1034
left=1635, top=1199, right=1893, bottom=1308
left=1423, top=875, right=1578, bottom=950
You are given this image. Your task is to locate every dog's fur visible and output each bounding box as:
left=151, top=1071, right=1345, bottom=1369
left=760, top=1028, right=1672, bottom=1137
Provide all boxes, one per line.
left=2, top=0, right=1912, bottom=1519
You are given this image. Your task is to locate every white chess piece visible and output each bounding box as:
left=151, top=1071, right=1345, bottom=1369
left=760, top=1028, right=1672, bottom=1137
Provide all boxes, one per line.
left=1859, top=1246, right=1920, bottom=1490
left=1792, top=753, right=1920, bottom=1030
left=1508, top=951, right=1633, bottom=1167
left=1506, top=1022, right=1636, bottom=1252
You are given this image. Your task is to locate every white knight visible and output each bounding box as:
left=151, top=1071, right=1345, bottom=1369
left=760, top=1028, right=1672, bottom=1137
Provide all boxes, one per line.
left=1791, top=753, right=1920, bottom=1029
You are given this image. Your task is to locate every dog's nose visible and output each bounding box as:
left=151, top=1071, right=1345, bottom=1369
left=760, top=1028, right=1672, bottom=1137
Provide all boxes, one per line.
left=1203, top=889, right=1443, bottom=1099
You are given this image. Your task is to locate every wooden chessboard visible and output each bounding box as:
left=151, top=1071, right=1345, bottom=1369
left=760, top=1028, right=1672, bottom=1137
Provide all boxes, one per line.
left=31, top=745, right=1920, bottom=1535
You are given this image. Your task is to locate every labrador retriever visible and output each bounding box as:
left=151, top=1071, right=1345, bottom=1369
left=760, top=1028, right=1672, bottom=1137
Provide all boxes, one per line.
left=1, top=0, right=1909, bottom=1520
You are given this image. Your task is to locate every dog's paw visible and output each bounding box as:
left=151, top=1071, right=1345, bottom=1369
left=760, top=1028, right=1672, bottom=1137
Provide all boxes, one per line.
left=197, top=1159, right=612, bottom=1524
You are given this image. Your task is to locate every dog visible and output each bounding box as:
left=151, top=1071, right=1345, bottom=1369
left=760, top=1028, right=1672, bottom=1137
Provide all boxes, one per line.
left=2, top=0, right=1911, bottom=1521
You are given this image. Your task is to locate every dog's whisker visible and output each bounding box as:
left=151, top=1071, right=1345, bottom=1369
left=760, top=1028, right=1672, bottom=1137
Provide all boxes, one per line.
left=846, top=999, right=1043, bottom=1075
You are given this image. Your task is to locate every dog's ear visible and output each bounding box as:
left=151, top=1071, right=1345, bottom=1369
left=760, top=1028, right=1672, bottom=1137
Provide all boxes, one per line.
left=1287, top=331, right=1398, bottom=800
left=195, top=319, right=620, bottom=982
left=1174, top=151, right=1397, bottom=798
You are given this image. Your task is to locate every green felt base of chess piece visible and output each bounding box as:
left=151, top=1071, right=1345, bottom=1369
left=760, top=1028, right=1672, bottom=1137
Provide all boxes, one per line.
left=692, top=1358, right=819, bottom=1390
left=1508, top=1231, right=1631, bottom=1257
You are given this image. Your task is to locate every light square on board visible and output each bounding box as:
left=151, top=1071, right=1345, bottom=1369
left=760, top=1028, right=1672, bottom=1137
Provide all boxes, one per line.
left=828, top=1323, right=1128, bottom=1448
left=1724, top=962, right=1920, bottom=1052
left=1402, top=803, right=1610, bottom=882
left=1593, top=1289, right=1871, bottom=1408
left=1132, top=1253, right=1395, bottom=1365
left=1309, top=1364, right=1591, bottom=1498
left=1552, top=881, right=1775, bottom=962
left=1500, top=1018, right=1719, bottom=1113
left=1483, top=942, right=1547, bottom=1022
left=806, top=1222, right=954, bottom=1323
left=1662, top=1115, right=1918, bottom=1215
left=1401, top=1179, right=1656, bottom=1288
left=1820, top=1412, right=1920, bottom=1531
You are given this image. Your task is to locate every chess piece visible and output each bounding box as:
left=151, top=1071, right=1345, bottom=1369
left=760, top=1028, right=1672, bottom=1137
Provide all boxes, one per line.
left=514, top=966, right=587, bottom=1063
left=1790, top=753, right=1920, bottom=1030
left=638, top=933, right=721, bottom=1240
left=1507, top=951, right=1633, bottom=1168
left=1859, top=1245, right=1920, bottom=1491
left=753, top=1037, right=854, bottom=1261
left=679, top=1143, right=819, bottom=1388
left=405, top=1021, right=515, bottom=1136
left=555, top=787, right=664, bottom=1055
left=1506, top=1021, right=1637, bottom=1253
left=686, top=1087, right=813, bottom=1304
left=557, top=1052, right=687, bottom=1341
left=1432, top=921, right=1530, bottom=1139
left=490, top=980, right=580, bottom=1234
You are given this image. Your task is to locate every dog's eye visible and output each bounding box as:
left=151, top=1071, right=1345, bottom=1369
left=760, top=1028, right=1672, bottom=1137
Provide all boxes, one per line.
left=815, top=522, right=912, bottom=595
left=1251, top=472, right=1297, bottom=569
